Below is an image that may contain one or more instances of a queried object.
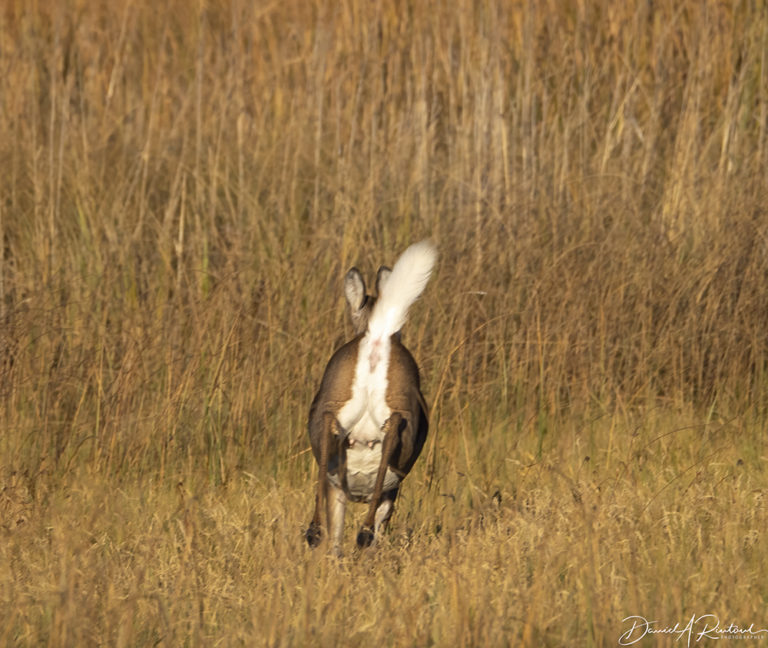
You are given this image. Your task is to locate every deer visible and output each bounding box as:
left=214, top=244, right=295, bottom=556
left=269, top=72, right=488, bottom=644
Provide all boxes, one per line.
left=305, top=240, right=437, bottom=555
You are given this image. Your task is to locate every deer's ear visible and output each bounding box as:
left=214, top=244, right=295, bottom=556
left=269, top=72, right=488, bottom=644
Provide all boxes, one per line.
left=375, top=265, right=392, bottom=297
left=344, top=267, right=366, bottom=311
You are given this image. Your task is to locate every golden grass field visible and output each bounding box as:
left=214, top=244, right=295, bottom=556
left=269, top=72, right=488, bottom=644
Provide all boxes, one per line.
left=1, top=1, right=767, bottom=645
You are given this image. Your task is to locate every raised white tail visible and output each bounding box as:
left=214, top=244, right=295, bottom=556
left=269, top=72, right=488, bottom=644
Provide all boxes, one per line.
left=366, top=240, right=437, bottom=342
left=363, top=240, right=437, bottom=372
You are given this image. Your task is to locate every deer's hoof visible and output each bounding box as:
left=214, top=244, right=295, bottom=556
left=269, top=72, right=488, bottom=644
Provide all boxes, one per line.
left=305, top=522, right=323, bottom=548
left=356, top=526, right=374, bottom=548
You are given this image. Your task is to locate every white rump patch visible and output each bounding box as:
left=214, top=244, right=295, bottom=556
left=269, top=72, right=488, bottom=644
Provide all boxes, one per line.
left=331, top=241, right=436, bottom=502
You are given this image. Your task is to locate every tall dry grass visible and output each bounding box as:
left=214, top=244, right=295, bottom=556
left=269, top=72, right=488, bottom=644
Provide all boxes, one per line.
left=1, top=0, right=767, bottom=645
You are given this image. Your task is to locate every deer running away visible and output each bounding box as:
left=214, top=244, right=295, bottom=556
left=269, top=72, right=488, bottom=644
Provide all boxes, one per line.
left=305, top=241, right=437, bottom=555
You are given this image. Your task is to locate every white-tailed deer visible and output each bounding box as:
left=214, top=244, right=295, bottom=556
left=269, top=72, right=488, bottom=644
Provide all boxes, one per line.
left=305, top=241, right=437, bottom=555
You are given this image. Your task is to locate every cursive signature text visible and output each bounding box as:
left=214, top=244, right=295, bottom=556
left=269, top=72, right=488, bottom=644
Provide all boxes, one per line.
left=619, top=614, right=768, bottom=646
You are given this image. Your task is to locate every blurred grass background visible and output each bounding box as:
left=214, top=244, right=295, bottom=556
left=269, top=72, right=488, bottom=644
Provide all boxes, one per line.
left=0, top=0, right=766, bottom=645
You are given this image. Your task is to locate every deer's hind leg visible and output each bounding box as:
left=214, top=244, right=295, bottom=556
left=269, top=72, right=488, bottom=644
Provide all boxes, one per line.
left=305, top=412, right=335, bottom=548
left=357, top=412, right=403, bottom=548
left=328, top=483, right=347, bottom=556
left=372, top=487, right=398, bottom=545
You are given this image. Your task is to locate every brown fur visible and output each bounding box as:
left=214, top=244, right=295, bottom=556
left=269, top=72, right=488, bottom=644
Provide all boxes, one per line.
left=307, top=336, right=428, bottom=478
left=305, top=266, right=429, bottom=553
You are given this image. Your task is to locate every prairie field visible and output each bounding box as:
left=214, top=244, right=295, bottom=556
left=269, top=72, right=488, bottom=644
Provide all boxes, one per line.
left=1, top=1, right=768, bottom=646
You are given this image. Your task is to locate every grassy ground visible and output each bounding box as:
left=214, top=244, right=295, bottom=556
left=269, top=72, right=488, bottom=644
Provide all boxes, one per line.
left=1, top=1, right=767, bottom=645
